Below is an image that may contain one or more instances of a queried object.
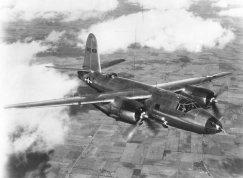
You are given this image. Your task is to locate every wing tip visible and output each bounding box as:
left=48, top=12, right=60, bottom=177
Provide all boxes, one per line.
left=212, top=72, right=232, bottom=78
left=4, top=105, right=17, bottom=109
left=4, top=104, right=26, bottom=109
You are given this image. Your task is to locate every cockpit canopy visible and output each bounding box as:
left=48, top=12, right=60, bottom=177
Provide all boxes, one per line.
left=176, top=98, right=197, bottom=113
left=149, top=88, right=199, bottom=114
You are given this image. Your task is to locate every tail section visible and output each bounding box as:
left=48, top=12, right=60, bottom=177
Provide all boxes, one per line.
left=46, top=33, right=125, bottom=72
left=83, top=33, right=101, bottom=72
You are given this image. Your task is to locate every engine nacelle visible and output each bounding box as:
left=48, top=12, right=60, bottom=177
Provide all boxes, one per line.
left=109, top=97, right=145, bottom=124
left=186, top=108, right=223, bottom=134
left=180, top=85, right=215, bottom=108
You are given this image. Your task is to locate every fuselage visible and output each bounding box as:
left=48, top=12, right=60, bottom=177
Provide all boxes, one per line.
left=78, top=71, right=153, bottom=92
left=78, top=71, right=222, bottom=134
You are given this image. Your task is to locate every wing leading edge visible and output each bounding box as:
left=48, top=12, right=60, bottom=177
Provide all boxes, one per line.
left=5, top=90, right=151, bottom=109
left=154, top=72, right=232, bottom=91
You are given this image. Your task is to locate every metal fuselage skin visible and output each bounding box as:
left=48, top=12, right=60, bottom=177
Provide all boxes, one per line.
left=78, top=71, right=221, bottom=134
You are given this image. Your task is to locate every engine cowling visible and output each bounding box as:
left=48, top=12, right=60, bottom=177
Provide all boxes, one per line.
left=180, top=85, right=215, bottom=108
left=186, top=108, right=223, bottom=134
left=109, top=97, right=146, bottom=124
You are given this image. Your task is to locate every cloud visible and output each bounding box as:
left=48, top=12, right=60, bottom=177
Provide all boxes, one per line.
left=0, top=0, right=118, bottom=22
left=211, top=0, right=243, bottom=18
left=62, top=10, right=106, bottom=22
left=128, top=0, right=193, bottom=10
left=0, top=41, right=78, bottom=176
left=45, top=30, right=65, bottom=43
left=219, top=8, right=243, bottom=18
left=6, top=107, right=70, bottom=153
left=212, top=0, right=243, bottom=8
left=79, top=9, right=234, bottom=54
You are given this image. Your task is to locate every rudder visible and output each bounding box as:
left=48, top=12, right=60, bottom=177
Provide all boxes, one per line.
left=83, top=33, right=101, bottom=72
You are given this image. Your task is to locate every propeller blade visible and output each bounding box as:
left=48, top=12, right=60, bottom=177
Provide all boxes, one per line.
left=218, top=116, right=224, bottom=121
left=212, top=102, right=221, bottom=118
left=123, top=114, right=161, bottom=141
left=215, top=85, right=228, bottom=98
left=144, top=118, right=160, bottom=136
left=202, top=81, right=213, bottom=90
left=209, top=85, right=229, bottom=120
left=123, top=124, right=139, bottom=141
left=221, top=129, right=228, bottom=135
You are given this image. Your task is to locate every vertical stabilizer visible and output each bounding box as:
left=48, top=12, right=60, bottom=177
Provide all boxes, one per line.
left=83, top=33, right=101, bottom=72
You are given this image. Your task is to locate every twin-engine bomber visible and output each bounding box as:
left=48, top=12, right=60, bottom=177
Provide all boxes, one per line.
left=6, top=33, right=231, bottom=140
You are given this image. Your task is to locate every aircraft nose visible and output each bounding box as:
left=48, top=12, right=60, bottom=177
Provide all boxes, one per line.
left=205, top=117, right=223, bottom=134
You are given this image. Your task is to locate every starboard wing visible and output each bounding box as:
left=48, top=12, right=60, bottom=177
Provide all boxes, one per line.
left=154, top=72, right=232, bottom=91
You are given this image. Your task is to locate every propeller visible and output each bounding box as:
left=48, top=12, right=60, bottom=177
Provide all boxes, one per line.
left=215, top=85, right=228, bottom=98
left=123, top=112, right=160, bottom=141
left=145, top=117, right=161, bottom=135
left=210, top=85, right=228, bottom=119
left=211, top=102, right=221, bottom=119
left=123, top=124, right=139, bottom=141
left=220, top=129, right=228, bottom=135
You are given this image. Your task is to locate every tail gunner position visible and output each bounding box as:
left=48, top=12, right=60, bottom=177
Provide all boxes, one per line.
left=6, top=33, right=231, bottom=138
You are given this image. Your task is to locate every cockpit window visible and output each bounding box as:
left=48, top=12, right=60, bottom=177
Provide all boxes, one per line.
left=176, top=98, right=197, bottom=113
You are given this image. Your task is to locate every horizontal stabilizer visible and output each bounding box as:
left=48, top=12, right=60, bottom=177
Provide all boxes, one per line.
left=101, top=59, right=125, bottom=69
left=46, top=59, right=125, bottom=71
left=45, top=66, right=90, bottom=72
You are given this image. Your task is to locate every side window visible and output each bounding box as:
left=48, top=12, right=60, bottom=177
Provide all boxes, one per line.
left=154, top=104, right=160, bottom=110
